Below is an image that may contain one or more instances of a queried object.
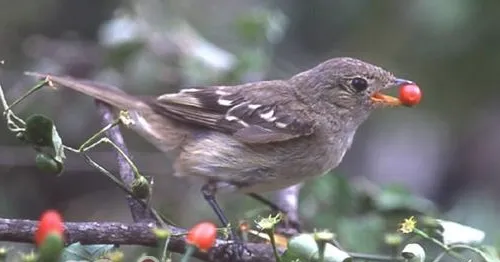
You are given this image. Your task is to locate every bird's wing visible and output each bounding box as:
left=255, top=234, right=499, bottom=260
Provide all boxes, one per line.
left=151, top=85, right=316, bottom=144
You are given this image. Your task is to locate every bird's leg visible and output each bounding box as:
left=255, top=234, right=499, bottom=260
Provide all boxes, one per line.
left=201, top=183, right=232, bottom=228
left=247, top=192, right=302, bottom=235
left=247, top=193, right=284, bottom=213
left=201, top=183, right=249, bottom=260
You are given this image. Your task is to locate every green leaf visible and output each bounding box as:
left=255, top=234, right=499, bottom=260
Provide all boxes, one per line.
left=24, top=114, right=66, bottom=165
left=35, top=153, right=63, bottom=175
left=25, top=114, right=54, bottom=147
left=280, top=250, right=304, bottom=262
left=105, top=41, right=144, bottom=70
left=131, top=175, right=150, bottom=199
left=307, top=174, right=355, bottom=226
left=51, top=125, right=65, bottom=164
left=284, top=234, right=351, bottom=262
left=235, top=12, right=267, bottom=45
left=336, top=215, right=384, bottom=253
left=436, top=219, right=485, bottom=245
left=61, top=243, right=115, bottom=261
left=401, top=243, right=425, bottom=262
left=374, top=184, right=436, bottom=213
left=234, top=8, right=287, bottom=45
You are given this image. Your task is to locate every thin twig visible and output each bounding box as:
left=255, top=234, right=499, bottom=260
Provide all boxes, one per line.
left=94, top=101, right=156, bottom=223
left=413, top=228, right=467, bottom=261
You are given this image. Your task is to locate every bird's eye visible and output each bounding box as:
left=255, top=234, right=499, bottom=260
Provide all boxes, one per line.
left=351, top=77, right=368, bottom=92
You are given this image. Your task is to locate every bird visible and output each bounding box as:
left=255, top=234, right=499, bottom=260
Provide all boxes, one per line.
left=26, top=57, right=414, bottom=250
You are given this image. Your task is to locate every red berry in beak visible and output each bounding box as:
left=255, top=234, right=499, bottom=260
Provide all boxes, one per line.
left=399, top=84, right=422, bottom=106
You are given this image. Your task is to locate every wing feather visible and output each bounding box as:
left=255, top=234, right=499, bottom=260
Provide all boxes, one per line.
left=150, top=85, right=316, bottom=144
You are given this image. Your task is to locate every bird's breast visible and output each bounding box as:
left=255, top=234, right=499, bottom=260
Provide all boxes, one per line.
left=174, top=129, right=355, bottom=193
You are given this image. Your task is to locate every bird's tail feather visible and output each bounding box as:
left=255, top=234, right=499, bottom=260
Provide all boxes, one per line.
left=25, top=72, right=188, bottom=152
left=24, top=72, right=148, bottom=111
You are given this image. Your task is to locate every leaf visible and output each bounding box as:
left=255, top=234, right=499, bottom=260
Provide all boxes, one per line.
left=51, top=124, right=65, bottom=164
left=306, top=173, right=355, bottom=227
left=24, top=114, right=54, bottom=147
left=35, top=153, right=63, bottom=175
left=235, top=8, right=287, bottom=45
left=105, top=41, right=144, bottom=70
left=235, top=11, right=267, bottom=45
left=401, top=243, right=425, bottom=262
left=61, top=243, right=115, bottom=261
left=24, top=114, right=65, bottom=166
left=437, top=219, right=485, bottom=245
left=280, top=251, right=304, bottom=262
left=283, top=234, right=351, bottom=262
left=336, top=215, right=384, bottom=253
left=374, top=184, right=436, bottom=213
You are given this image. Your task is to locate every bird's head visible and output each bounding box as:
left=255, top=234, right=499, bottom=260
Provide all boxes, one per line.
left=305, top=57, right=413, bottom=108
left=292, top=57, right=416, bottom=127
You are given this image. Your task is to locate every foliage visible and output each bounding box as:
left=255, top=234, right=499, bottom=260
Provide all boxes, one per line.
left=0, top=80, right=497, bottom=260
left=0, top=1, right=499, bottom=261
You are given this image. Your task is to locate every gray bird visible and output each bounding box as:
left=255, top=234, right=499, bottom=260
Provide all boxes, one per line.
left=26, top=57, right=414, bottom=236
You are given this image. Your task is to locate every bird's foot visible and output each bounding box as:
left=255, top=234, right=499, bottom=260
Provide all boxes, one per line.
left=275, top=215, right=302, bottom=237
left=210, top=239, right=251, bottom=262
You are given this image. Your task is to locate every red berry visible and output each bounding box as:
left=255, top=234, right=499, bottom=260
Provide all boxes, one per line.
left=399, top=84, right=422, bottom=106
left=35, top=210, right=64, bottom=246
left=186, top=222, right=217, bottom=252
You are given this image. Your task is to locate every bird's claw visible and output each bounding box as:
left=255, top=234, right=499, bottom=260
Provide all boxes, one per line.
left=276, top=216, right=302, bottom=236
left=210, top=241, right=251, bottom=262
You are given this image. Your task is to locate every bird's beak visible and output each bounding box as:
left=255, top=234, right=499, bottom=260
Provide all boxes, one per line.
left=370, top=78, right=414, bottom=106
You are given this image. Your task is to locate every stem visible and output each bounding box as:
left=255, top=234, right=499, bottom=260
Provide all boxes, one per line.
left=0, top=81, right=25, bottom=130
left=79, top=153, right=174, bottom=227
left=180, top=245, right=196, bottom=262
left=431, top=244, right=489, bottom=262
left=413, top=228, right=467, bottom=261
left=0, top=81, right=9, bottom=111
left=4, top=80, right=47, bottom=112
left=331, top=239, right=344, bottom=250
left=68, top=138, right=175, bottom=226
left=81, top=137, right=142, bottom=179
left=146, top=177, right=155, bottom=212
left=431, top=251, right=448, bottom=262
left=317, top=240, right=326, bottom=262
left=448, top=244, right=490, bottom=262
left=102, top=138, right=141, bottom=179
left=413, top=229, right=447, bottom=250
left=77, top=117, right=142, bottom=180
left=158, top=236, right=171, bottom=262
left=265, top=229, right=281, bottom=262
left=349, top=252, right=404, bottom=261
left=390, top=244, right=399, bottom=261
left=78, top=120, right=119, bottom=151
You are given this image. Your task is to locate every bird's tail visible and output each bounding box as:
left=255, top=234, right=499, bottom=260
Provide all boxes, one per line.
left=25, top=72, right=188, bottom=152
left=24, top=72, right=148, bottom=111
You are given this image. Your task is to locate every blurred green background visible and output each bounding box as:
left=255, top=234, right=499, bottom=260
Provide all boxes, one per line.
left=0, top=0, right=499, bottom=260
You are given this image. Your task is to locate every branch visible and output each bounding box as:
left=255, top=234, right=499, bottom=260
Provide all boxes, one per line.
left=94, top=101, right=155, bottom=223
left=0, top=218, right=279, bottom=262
